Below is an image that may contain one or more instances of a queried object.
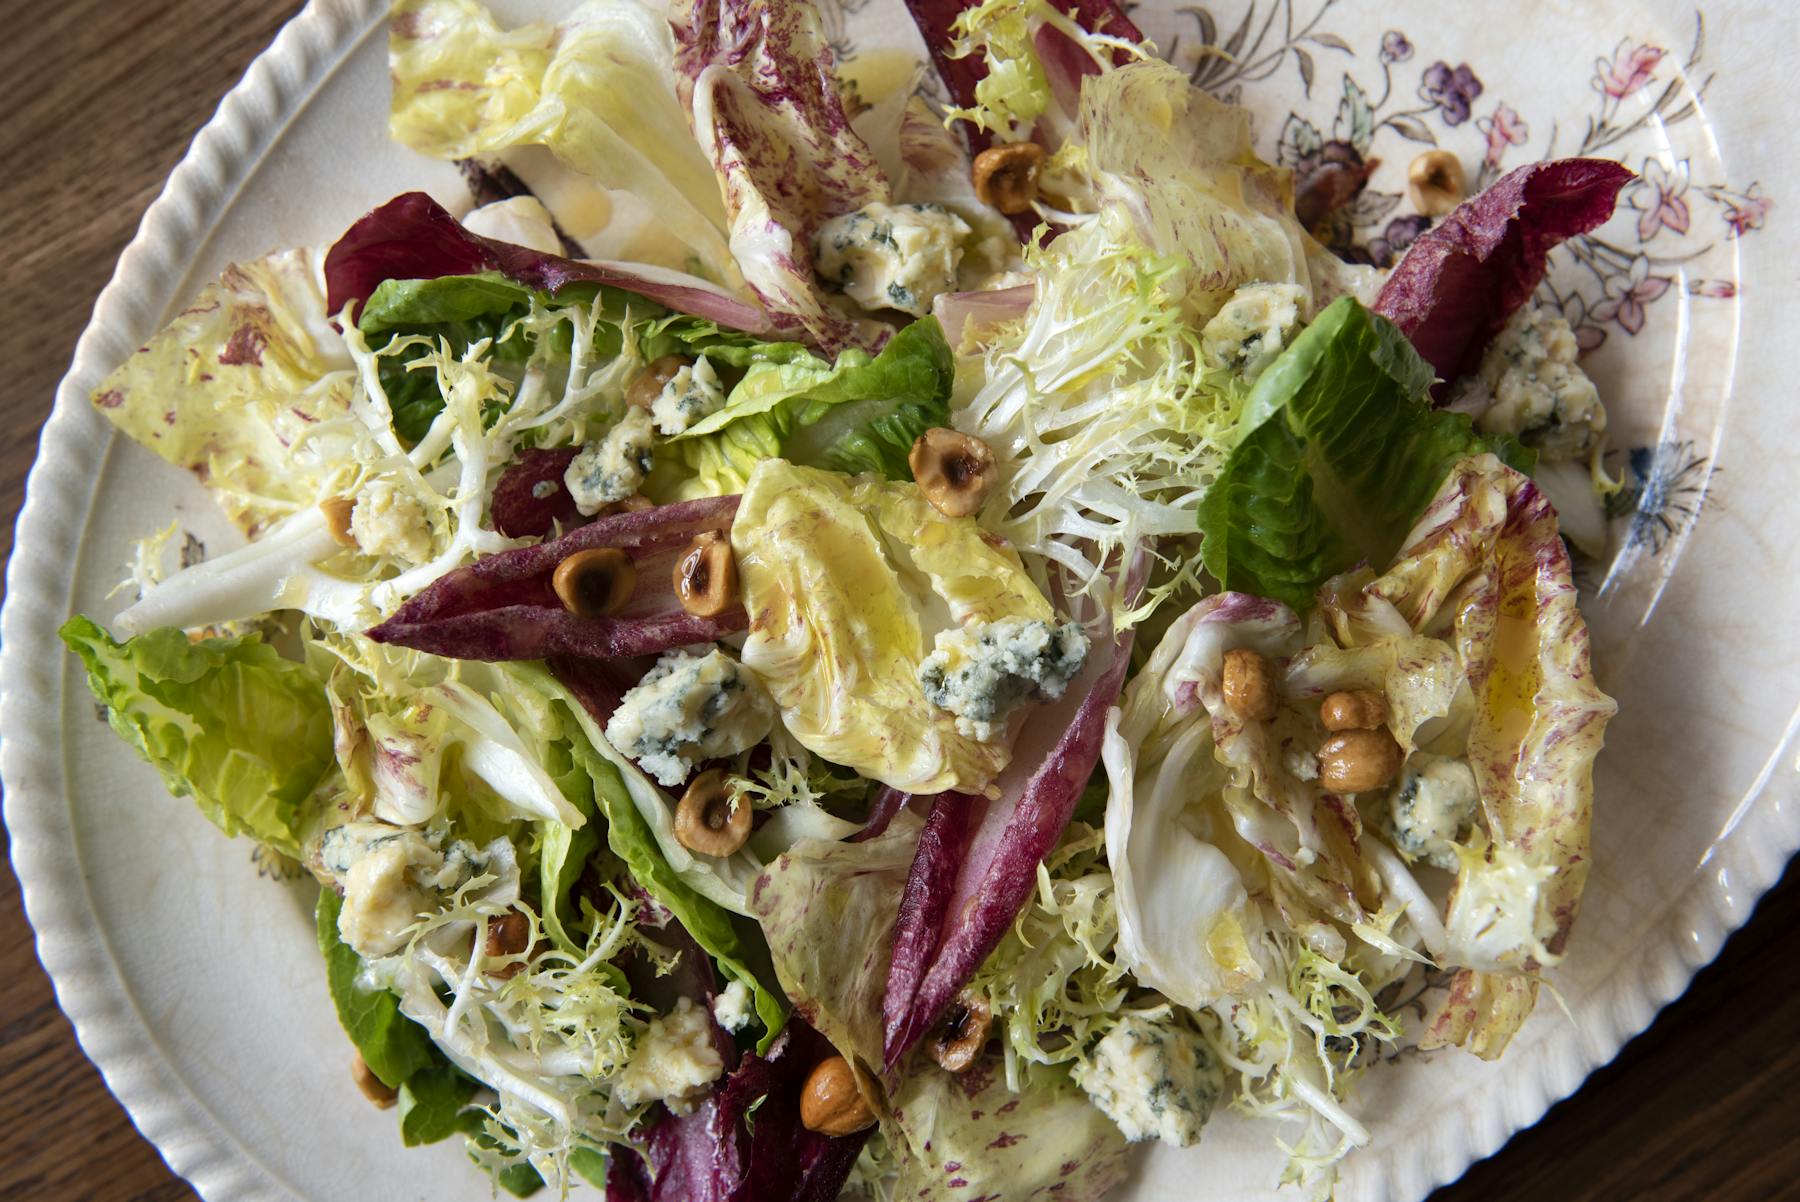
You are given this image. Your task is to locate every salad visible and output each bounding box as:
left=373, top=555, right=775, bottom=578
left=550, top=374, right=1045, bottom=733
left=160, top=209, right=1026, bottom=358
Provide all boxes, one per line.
left=62, top=0, right=1624, bottom=1198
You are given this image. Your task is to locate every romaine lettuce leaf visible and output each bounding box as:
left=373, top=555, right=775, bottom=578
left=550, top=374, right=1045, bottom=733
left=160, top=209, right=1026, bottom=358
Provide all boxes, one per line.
left=1196, top=297, right=1534, bottom=610
left=61, top=618, right=334, bottom=858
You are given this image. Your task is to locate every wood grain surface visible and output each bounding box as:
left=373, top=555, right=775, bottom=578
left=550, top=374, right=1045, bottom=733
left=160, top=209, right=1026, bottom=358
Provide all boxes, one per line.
left=0, top=2, right=1795, bottom=1200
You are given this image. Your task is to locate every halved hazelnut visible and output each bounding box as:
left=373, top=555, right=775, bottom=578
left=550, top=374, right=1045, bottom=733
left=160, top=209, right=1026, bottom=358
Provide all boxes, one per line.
left=675, top=768, right=751, bottom=857
left=552, top=547, right=635, bottom=617
left=482, top=910, right=532, bottom=980
left=928, top=991, right=992, bottom=1073
left=673, top=530, right=738, bottom=618
left=627, top=355, right=688, bottom=410
left=320, top=496, right=358, bottom=548
left=799, top=1055, right=876, bottom=1137
left=1320, top=689, right=1388, bottom=732
left=351, top=1054, right=397, bottom=1109
left=973, top=142, right=1048, bottom=215
left=1407, top=150, right=1467, bottom=218
left=1221, top=648, right=1278, bottom=722
left=909, top=428, right=997, bottom=518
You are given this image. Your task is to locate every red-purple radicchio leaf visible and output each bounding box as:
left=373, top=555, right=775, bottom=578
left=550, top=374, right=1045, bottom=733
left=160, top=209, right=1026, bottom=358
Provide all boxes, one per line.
left=322, top=191, right=770, bottom=332
left=366, top=496, right=744, bottom=661
left=490, top=448, right=582, bottom=539
left=607, top=1020, right=869, bottom=1202
left=1372, top=158, right=1633, bottom=394
left=881, top=626, right=1137, bottom=1067
left=848, top=784, right=913, bottom=843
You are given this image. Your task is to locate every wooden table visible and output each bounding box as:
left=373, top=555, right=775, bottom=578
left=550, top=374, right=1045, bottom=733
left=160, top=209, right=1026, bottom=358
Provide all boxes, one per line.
left=1, top=2, right=1796, bottom=1199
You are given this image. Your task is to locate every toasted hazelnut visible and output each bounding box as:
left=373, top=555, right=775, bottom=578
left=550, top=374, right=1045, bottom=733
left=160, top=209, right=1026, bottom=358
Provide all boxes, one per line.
left=482, top=910, right=532, bottom=980
left=600, top=493, right=656, bottom=517
left=673, top=530, right=738, bottom=618
left=1221, top=648, right=1278, bottom=722
left=351, top=1054, right=397, bottom=1109
left=1318, top=729, right=1404, bottom=794
left=320, top=496, right=358, bottom=548
left=627, top=355, right=688, bottom=410
left=552, top=547, right=636, bottom=617
left=800, top=1055, right=876, bottom=1137
left=1320, top=690, right=1388, bottom=732
left=674, top=768, right=752, bottom=858
left=928, top=992, right=992, bottom=1074
left=909, top=428, right=997, bottom=518
left=973, top=142, right=1048, bottom=215
left=1408, top=150, right=1467, bottom=218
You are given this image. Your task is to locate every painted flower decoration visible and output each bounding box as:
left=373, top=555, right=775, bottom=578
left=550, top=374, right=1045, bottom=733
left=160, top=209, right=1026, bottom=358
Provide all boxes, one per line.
left=1689, top=279, right=1736, bottom=299
left=1595, top=41, right=1665, bottom=100
left=1629, top=156, right=1691, bottom=241
left=1721, top=185, right=1773, bottom=237
left=1380, top=31, right=1413, bottom=64
left=1590, top=254, right=1672, bottom=335
left=1421, top=61, right=1483, bottom=125
left=1478, top=103, right=1529, bottom=168
left=1367, top=214, right=1431, bottom=268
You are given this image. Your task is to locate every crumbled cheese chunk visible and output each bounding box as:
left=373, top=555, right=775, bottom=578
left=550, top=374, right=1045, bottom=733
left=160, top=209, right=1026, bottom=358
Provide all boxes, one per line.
left=813, top=202, right=971, bottom=318
left=566, top=407, right=655, bottom=515
left=1475, top=305, right=1607, bottom=460
left=918, top=617, right=1089, bottom=742
left=331, top=824, right=443, bottom=958
left=1199, top=282, right=1307, bottom=381
left=712, top=979, right=754, bottom=1034
left=1387, top=753, right=1479, bottom=872
left=616, top=998, right=725, bottom=1115
left=351, top=481, right=433, bottom=563
left=1073, top=1013, right=1223, bottom=1147
left=605, top=648, right=775, bottom=787
left=651, top=355, right=728, bottom=437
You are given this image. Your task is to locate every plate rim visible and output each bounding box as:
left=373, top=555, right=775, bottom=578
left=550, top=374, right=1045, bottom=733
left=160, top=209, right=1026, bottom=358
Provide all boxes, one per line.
left=2, top=2, right=1794, bottom=1200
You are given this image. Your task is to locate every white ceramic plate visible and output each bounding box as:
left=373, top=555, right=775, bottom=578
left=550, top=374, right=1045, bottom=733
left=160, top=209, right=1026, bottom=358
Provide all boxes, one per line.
left=4, top=2, right=1796, bottom=1199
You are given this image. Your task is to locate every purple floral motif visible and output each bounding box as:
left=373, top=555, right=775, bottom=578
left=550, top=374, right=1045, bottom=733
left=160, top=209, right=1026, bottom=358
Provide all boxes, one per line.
left=1293, top=139, right=1377, bottom=234
left=1629, top=157, right=1692, bottom=240
left=1689, top=279, right=1736, bottom=299
left=1420, top=61, right=1483, bottom=125
left=1478, top=103, right=1529, bottom=169
left=1380, top=31, right=1413, bottom=64
left=1589, top=254, right=1672, bottom=335
left=1595, top=40, right=1666, bottom=100
left=1718, top=185, right=1773, bottom=237
left=1367, top=214, right=1431, bottom=268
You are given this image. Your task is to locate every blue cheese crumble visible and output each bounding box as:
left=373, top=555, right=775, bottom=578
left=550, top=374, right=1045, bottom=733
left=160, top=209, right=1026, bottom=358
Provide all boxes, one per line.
left=813, top=202, right=971, bottom=318
left=566, top=407, right=655, bottom=515
left=1474, top=305, right=1607, bottom=461
left=351, top=481, right=433, bottom=563
left=604, top=648, right=775, bottom=787
left=616, top=998, right=725, bottom=1115
left=1199, top=282, right=1307, bottom=381
left=650, top=356, right=727, bottom=437
left=712, top=979, right=754, bottom=1034
left=319, top=821, right=507, bottom=957
left=918, top=617, right=1089, bottom=742
left=1387, top=753, right=1480, bottom=872
left=1072, top=1013, right=1224, bottom=1146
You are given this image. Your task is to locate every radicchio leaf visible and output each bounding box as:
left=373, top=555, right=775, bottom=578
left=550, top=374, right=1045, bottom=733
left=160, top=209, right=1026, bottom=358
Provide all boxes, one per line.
left=490, top=447, right=581, bottom=538
left=1372, top=158, right=1633, bottom=392
left=669, top=0, right=892, bottom=355
left=849, top=785, right=911, bottom=843
left=367, top=496, right=743, bottom=661
left=880, top=627, right=1136, bottom=1066
left=606, top=1020, right=869, bottom=1202
left=323, top=192, right=769, bottom=332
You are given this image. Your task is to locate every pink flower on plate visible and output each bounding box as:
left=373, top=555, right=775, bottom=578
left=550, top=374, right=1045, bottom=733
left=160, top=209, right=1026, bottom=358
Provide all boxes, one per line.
left=1629, top=157, right=1691, bottom=241
left=1722, top=186, right=1773, bottom=237
left=1478, top=103, right=1529, bottom=167
left=1689, top=279, right=1737, bottom=299
left=1595, top=41, right=1665, bottom=99
left=1590, top=255, right=1672, bottom=335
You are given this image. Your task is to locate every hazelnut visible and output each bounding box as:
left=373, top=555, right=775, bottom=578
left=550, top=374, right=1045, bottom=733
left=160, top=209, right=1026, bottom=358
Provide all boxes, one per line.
left=1407, top=150, right=1467, bottom=218
left=1221, top=648, right=1278, bottom=722
left=672, top=530, right=738, bottom=618
left=482, top=910, right=532, bottom=980
left=972, top=142, right=1048, bottom=215
left=551, top=546, right=636, bottom=617
left=320, top=496, right=358, bottom=548
left=674, top=768, right=752, bottom=858
left=351, top=1054, right=397, bottom=1109
left=799, top=1055, right=876, bottom=1137
left=1320, top=690, right=1388, bottom=732
left=626, top=355, right=688, bottom=410
left=928, top=992, right=992, bottom=1073
left=600, top=493, right=655, bottom=517
left=909, top=428, right=997, bottom=518
left=1318, top=729, right=1404, bottom=794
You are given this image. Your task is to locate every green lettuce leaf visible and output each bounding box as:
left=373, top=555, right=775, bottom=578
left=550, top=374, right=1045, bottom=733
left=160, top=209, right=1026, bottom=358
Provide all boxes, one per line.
left=61, top=618, right=334, bottom=857
left=1196, top=297, right=1535, bottom=608
left=397, top=1061, right=479, bottom=1147
left=316, top=888, right=433, bottom=1082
